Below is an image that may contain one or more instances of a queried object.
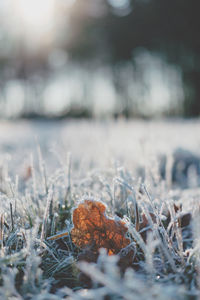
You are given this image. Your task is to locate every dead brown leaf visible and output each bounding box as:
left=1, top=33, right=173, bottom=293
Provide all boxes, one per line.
left=71, top=199, right=130, bottom=255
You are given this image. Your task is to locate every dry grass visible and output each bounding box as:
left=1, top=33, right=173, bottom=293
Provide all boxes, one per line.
left=0, top=119, right=199, bottom=299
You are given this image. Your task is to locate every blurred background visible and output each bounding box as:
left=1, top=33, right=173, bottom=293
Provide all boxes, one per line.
left=0, top=0, right=200, bottom=119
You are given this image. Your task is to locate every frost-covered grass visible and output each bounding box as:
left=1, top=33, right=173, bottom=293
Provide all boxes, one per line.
left=0, top=119, right=200, bottom=300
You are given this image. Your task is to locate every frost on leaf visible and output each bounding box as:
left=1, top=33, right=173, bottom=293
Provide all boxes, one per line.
left=71, top=200, right=130, bottom=255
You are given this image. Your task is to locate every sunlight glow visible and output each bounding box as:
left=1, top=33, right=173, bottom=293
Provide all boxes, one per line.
left=17, top=0, right=54, bottom=32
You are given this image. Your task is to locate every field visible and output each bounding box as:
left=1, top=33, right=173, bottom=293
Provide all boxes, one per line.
left=0, top=119, right=200, bottom=300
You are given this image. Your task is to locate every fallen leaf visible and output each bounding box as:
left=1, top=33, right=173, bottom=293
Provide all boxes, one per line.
left=71, top=199, right=130, bottom=255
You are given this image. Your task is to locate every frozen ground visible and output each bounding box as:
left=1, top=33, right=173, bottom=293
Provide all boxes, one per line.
left=0, top=119, right=200, bottom=299
left=0, top=118, right=200, bottom=178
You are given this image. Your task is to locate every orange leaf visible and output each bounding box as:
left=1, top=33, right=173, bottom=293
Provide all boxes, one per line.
left=71, top=199, right=130, bottom=255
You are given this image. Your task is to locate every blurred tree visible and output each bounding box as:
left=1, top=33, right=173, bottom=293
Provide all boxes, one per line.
left=67, top=0, right=200, bottom=116
left=1, top=0, right=200, bottom=117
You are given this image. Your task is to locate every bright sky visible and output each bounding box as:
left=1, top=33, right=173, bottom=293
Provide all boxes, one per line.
left=16, top=0, right=54, bottom=30
left=0, top=0, right=75, bottom=41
